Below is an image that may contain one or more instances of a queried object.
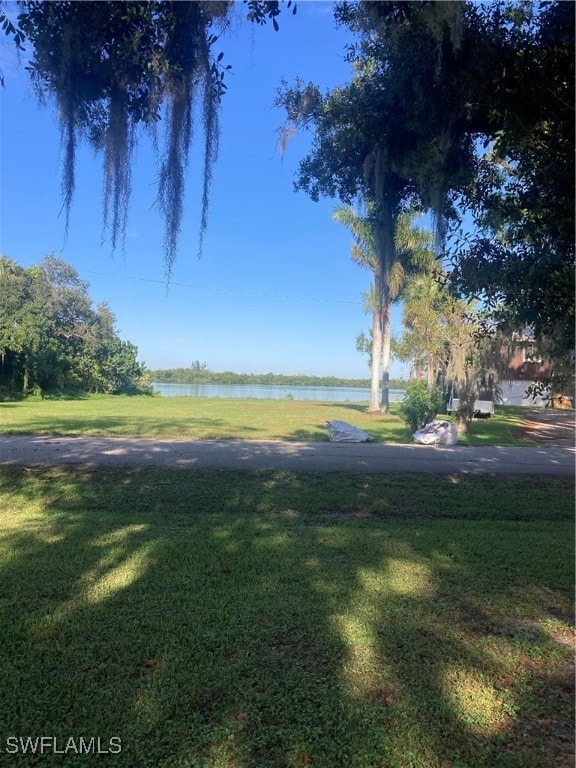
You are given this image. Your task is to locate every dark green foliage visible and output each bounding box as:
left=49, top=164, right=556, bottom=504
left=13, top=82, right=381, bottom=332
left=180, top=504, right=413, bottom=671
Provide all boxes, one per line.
left=0, top=255, right=149, bottom=397
left=448, top=1, right=575, bottom=356
left=246, top=0, right=297, bottom=30
left=399, top=380, right=444, bottom=432
left=278, top=1, right=474, bottom=215
left=277, top=0, right=574, bottom=359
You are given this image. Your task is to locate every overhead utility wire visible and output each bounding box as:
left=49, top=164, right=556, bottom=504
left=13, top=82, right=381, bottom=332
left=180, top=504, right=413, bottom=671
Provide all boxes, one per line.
left=84, top=270, right=362, bottom=305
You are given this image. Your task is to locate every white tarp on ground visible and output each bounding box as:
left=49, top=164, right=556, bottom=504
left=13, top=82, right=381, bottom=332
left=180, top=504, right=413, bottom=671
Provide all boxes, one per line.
left=413, top=420, right=458, bottom=446
left=326, top=420, right=374, bottom=443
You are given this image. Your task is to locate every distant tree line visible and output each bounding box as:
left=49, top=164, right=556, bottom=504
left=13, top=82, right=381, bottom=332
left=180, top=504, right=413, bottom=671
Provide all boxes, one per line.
left=150, top=366, right=408, bottom=389
left=0, top=255, right=150, bottom=398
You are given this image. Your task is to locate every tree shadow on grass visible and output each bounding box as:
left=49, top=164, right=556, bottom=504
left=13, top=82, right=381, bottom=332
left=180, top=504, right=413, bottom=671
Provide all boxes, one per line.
left=0, top=467, right=573, bottom=767
left=317, top=403, right=369, bottom=414
left=284, top=427, right=330, bottom=441
left=6, top=418, right=262, bottom=440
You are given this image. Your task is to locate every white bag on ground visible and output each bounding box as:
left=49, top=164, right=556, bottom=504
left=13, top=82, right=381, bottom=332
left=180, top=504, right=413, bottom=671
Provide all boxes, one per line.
left=326, top=420, right=373, bottom=443
left=413, top=420, right=458, bottom=446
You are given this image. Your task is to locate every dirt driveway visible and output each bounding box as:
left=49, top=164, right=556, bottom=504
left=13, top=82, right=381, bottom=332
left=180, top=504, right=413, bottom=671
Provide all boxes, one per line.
left=514, top=408, right=575, bottom=447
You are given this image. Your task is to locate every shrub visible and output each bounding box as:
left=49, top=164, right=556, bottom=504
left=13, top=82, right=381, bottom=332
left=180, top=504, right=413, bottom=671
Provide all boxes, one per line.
left=399, top=380, right=444, bottom=432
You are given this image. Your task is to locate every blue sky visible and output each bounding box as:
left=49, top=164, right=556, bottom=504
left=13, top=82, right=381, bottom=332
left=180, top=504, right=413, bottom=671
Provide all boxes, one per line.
left=0, top=1, right=409, bottom=379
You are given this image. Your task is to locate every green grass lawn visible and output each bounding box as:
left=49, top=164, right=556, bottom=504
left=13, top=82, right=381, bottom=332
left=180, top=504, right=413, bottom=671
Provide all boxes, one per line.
left=0, top=394, right=530, bottom=446
left=0, top=466, right=573, bottom=767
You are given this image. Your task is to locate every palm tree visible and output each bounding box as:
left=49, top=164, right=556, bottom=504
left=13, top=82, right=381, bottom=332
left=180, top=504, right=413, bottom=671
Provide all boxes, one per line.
left=333, top=206, right=382, bottom=411
left=395, top=260, right=452, bottom=388
left=398, top=264, right=512, bottom=433
left=334, top=205, right=437, bottom=412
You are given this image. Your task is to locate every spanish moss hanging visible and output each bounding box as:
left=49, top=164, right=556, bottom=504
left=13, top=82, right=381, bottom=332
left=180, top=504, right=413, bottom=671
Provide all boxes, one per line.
left=15, top=0, right=233, bottom=276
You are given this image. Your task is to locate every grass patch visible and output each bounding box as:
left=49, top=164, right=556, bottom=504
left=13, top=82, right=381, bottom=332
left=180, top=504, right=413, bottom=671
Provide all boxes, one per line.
left=0, top=466, right=573, bottom=767
left=0, top=395, right=531, bottom=445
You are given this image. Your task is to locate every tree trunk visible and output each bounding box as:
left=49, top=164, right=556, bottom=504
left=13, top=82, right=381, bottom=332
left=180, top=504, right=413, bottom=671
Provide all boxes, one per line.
left=22, top=361, right=30, bottom=394
left=426, top=357, right=435, bottom=388
left=455, top=374, right=476, bottom=433
left=380, top=299, right=392, bottom=413
left=368, top=307, right=383, bottom=412
left=456, top=408, right=471, bottom=434
left=374, top=189, right=396, bottom=414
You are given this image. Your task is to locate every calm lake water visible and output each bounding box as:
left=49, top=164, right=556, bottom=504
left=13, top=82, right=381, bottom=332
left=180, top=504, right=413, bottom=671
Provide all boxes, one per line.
left=152, top=382, right=405, bottom=403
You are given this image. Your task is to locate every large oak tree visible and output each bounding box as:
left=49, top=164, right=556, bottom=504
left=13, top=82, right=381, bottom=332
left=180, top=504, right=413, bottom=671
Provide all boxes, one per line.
left=277, top=0, right=574, bottom=383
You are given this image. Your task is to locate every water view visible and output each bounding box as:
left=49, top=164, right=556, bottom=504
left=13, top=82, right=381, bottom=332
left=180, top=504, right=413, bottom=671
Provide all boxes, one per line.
left=152, top=382, right=405, bottom=403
